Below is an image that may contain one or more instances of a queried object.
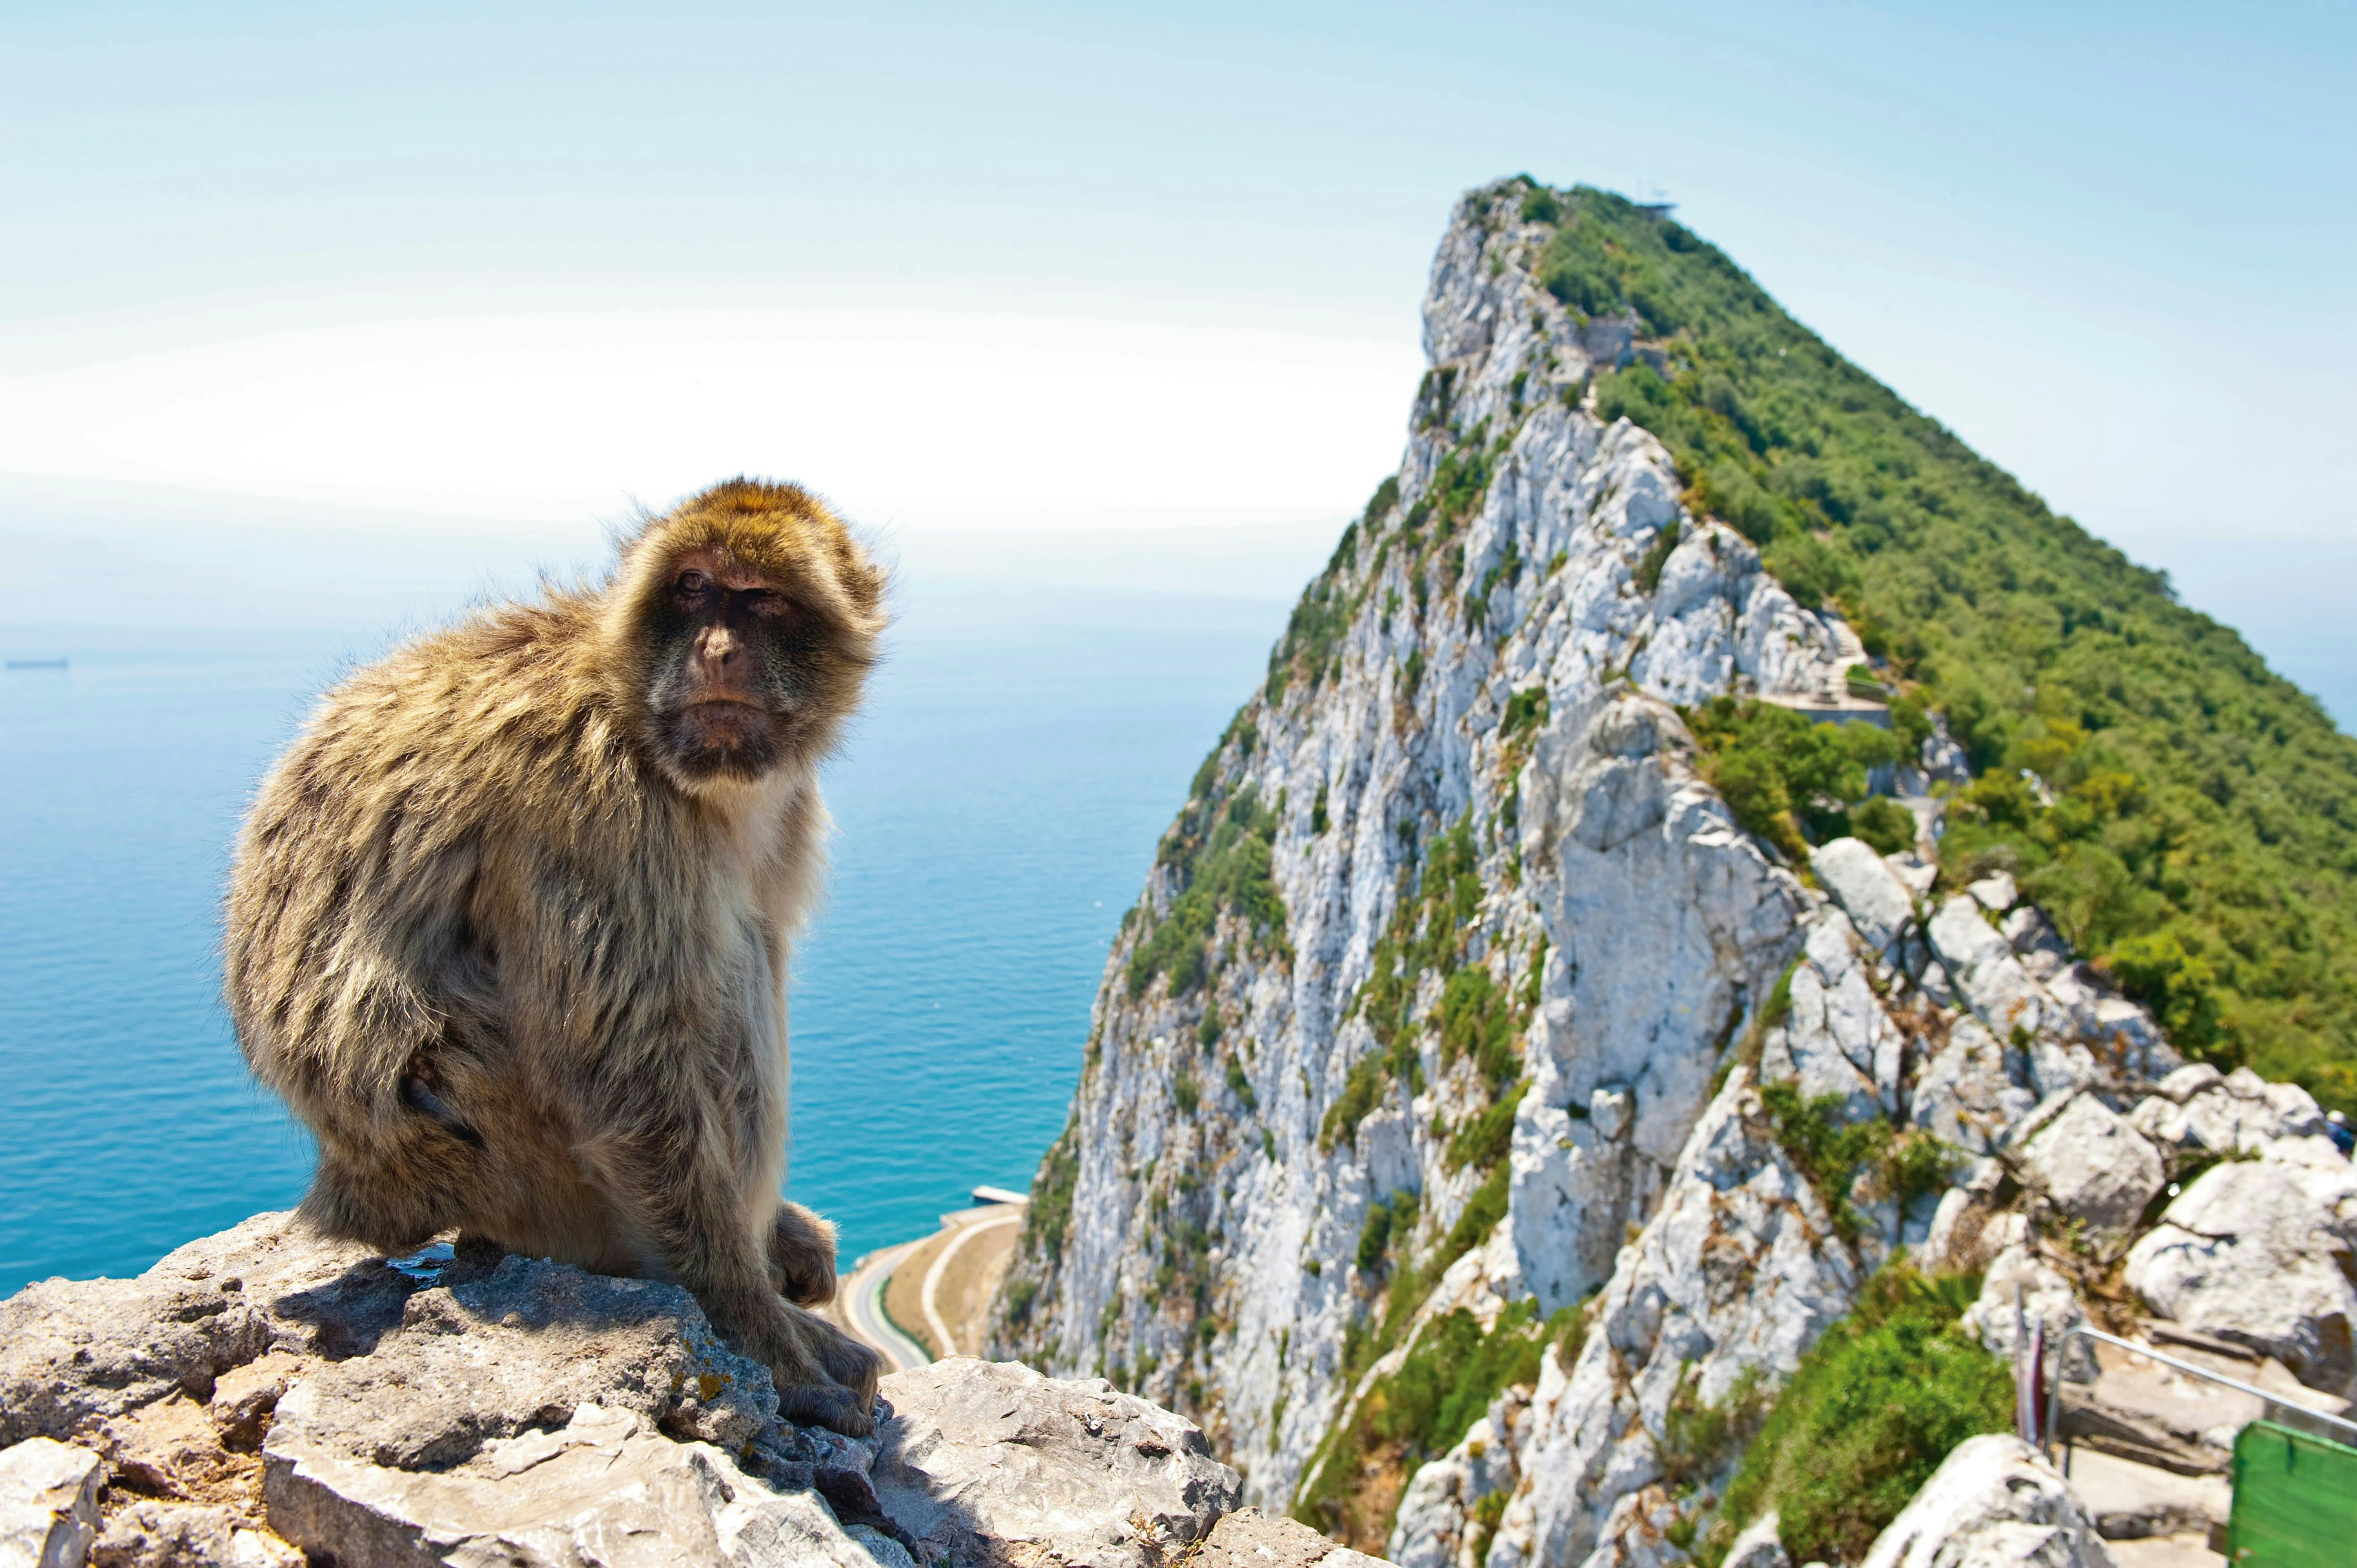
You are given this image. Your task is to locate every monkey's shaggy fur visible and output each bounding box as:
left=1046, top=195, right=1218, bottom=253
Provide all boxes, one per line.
left=225, top=479, right=889, bottom=1433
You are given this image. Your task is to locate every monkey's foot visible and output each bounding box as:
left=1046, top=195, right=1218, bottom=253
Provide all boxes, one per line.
left=748, top=1303, right=882, bottom=1437
left=767, top=1201, right=840, bottom=1307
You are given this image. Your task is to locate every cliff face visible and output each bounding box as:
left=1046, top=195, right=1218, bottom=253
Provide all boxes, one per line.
left=983, top=181, right=2357, bottom=1565
left=988, top=183, right=1851, bottom=1494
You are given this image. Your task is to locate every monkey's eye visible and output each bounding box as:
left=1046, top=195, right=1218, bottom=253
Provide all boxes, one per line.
left=674, top=570, right=712, bottom=598
left=746, top=591, right=795, bottom=621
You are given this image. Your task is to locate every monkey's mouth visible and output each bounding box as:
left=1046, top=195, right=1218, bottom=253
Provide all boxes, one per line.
left=661, top=699, right=785, bottom=780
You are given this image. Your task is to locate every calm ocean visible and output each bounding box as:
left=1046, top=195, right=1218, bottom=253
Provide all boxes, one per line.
left=0, top=579, right=1283, bottom=1294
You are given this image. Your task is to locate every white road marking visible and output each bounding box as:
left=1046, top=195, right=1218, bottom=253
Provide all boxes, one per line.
left=921, top=1209, right=1022, bottom=1358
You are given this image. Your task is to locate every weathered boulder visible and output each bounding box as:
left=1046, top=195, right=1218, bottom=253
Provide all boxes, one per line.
left=2129, top=1065, right=2329, bottom=1159
left=1761, top=912, right=1901, bottom=1123
left=89, top=1499, right=302, bottom=1567
left=2009, top=1093, right=2164, bottom=1234
left=1910, top=1020, right=2036, bottom=1158
left=1958, top=1246, right=2093, bottom=1383
left=1811, top=837, right=1915, bottom=954
left=1857, top=1434, right=2114, bottom=1568
left=2124, top=1154, right=2357, bottom=1397
left=0, top=1438, right=102, bottom=1568
left=1927, top=896, right=2048, bottom=1046
left=1196, top=1508, right=1391, bottom=1568
left=269, top=1401, right=881, bottom=1568
left=869, top=1358, right=1240, bottom=1568
left=1721, top=1510, right=1791, bottom=1568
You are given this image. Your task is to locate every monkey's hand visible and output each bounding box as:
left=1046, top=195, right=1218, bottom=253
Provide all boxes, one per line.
left=738, top=1300, right=882, bottom=1438
left=767, top=1201, right=840, bottom=1307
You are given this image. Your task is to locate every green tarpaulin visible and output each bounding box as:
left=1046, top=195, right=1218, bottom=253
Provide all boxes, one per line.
left=2230, top=1420, right=2357, bottom=1567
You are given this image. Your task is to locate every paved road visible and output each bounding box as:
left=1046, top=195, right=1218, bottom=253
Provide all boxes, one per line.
left=921, top=1208, right=1022, bottom=1357
left=840, top=1238, right=931, bottom=1372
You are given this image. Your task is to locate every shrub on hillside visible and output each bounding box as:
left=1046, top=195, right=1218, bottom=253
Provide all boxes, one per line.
left=1705, top=1264, right=2009, bottom=1568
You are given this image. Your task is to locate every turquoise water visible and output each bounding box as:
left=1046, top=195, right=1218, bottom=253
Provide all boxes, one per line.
left=0, top=581, right=1281, bottom=1293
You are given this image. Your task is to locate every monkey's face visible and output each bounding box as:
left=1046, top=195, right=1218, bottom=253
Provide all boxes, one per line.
left=643, top=547, right=840, bottom=786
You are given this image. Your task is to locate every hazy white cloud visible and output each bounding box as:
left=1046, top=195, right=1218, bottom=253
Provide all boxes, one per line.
left=0, top=310, right=1423, bottom=531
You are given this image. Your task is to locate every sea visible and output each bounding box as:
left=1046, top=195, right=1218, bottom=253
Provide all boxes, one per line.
left=0, top=576, right=1286, bottom=1294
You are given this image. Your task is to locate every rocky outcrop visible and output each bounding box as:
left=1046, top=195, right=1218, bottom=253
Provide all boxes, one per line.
left=2124, top=1149, right=2357, bottom=1399
left=0, top=1439, right=103, bottom=1568
left=0, top=1214, right=1389, bottom=1568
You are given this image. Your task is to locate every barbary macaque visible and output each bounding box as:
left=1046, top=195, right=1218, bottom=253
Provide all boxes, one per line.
left=226, top=479, right=886, bottom=1433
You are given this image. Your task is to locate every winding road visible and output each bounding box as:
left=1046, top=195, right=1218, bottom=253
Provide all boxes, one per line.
left=840, top=1238, right=931, bottom=1372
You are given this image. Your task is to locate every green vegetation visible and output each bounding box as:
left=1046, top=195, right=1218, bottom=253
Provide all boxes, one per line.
left=1684, top=697, right=1902, bottom=864
left=1703, top=1264, right=2010, bottom=1568
left=1019, top=1110, right=1081, bottom=1266
left=1225, top=1057, right=1259, bottom=1112
left=1356, top=1187, right=1419, bottom=1274
left=1266, top=477, right=1394, bottom=698
left=1758, top=1081, right=1960, bottom=1242
left=1508, top=179, right=2357, bottom=1110
left=1636, top=519, right=1683, bottom=594
left=1296, top=1298, right=1576, bottom=1545
left=1129, top=780, right=1290, bottom=997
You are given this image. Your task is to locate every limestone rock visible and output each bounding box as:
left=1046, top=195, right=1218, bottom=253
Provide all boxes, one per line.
left=1958, top=1246, right=2093, bottom=1383
left=6, top=1212, right=1318, bottom=1568
left=0, top=1212, right=421, bottom=1452
left=1811, top=837, right=1915, bottom=954
left=869, top=1358, right=1241, bottom=1568
left=269, top=1400, right=876, bottom=1568
left=1573, top=1486, right=1686, bottom=1568
left=1761, top=911, right=1902, bottom=1122
left=1911, top=1019, right=2035, bottom=1157
left=1722, top=1511, right=1790, bottom=1568
left=1927, top=896, right=2049, bottom=1048
left=1966, top=872, right=2017, bottom=914
left=267, top=1253, right=775, bottom=1473
left=2124, top=1154, right=2357, bottom=1397
left=0, top=1438, right=102, bottom=1568
left=2129, top=1066, right=2329, bottom=1159
left=1386, top=1404, right=1525, bottom=1568
left=89, top=1500, right=303, bottom=1567
left=1858, top=1434, right=2114, bottom=1568
left=1202, top=1508, right=1391, bottom=1568
left=2011, top=1093, right=2165, bottom=1234
left=1488, top=1067, right=1860, bottom=1568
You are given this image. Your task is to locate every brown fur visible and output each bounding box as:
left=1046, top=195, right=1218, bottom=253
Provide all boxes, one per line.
left=225, top=478, right=888, bottom=1434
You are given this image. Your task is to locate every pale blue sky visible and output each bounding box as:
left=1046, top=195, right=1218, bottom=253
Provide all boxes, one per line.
left=4, top=2, right=2354, bottom=696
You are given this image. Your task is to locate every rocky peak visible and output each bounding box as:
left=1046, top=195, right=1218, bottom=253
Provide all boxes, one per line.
left=985, top=175, right=2355, bottom=1566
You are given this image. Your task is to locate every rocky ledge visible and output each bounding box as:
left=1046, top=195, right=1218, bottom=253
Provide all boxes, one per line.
left=0, top=1213, right=1396, bottom=1568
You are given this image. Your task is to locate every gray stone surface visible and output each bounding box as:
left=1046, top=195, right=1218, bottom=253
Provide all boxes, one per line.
left=266, top=1253, right=775, bottom=1473
left=2013, top=1093, right=2165, bottom=1234
left=3, top=1213, right=1341, bottom=1568
left=1722, top=1511, right=1791, bottom=1568
left=1202, top=1508, right=1392, bottom=1568
left=870, top=1358, right=1241, bottom=1568
left=90, top=1500, right=303, bottom=1567
left=1858, top=1435, right=2115, bottom=1568
left=0, top=1438, right=102, bottom=1568
left=268, top=1401, right=875, bottom=1568
left=1812, top=837, right=1916, bottom=953
left=2124, top=1153, right=2357, bottom=1397
left=2062, top=1450, right=2227, bottom=1543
